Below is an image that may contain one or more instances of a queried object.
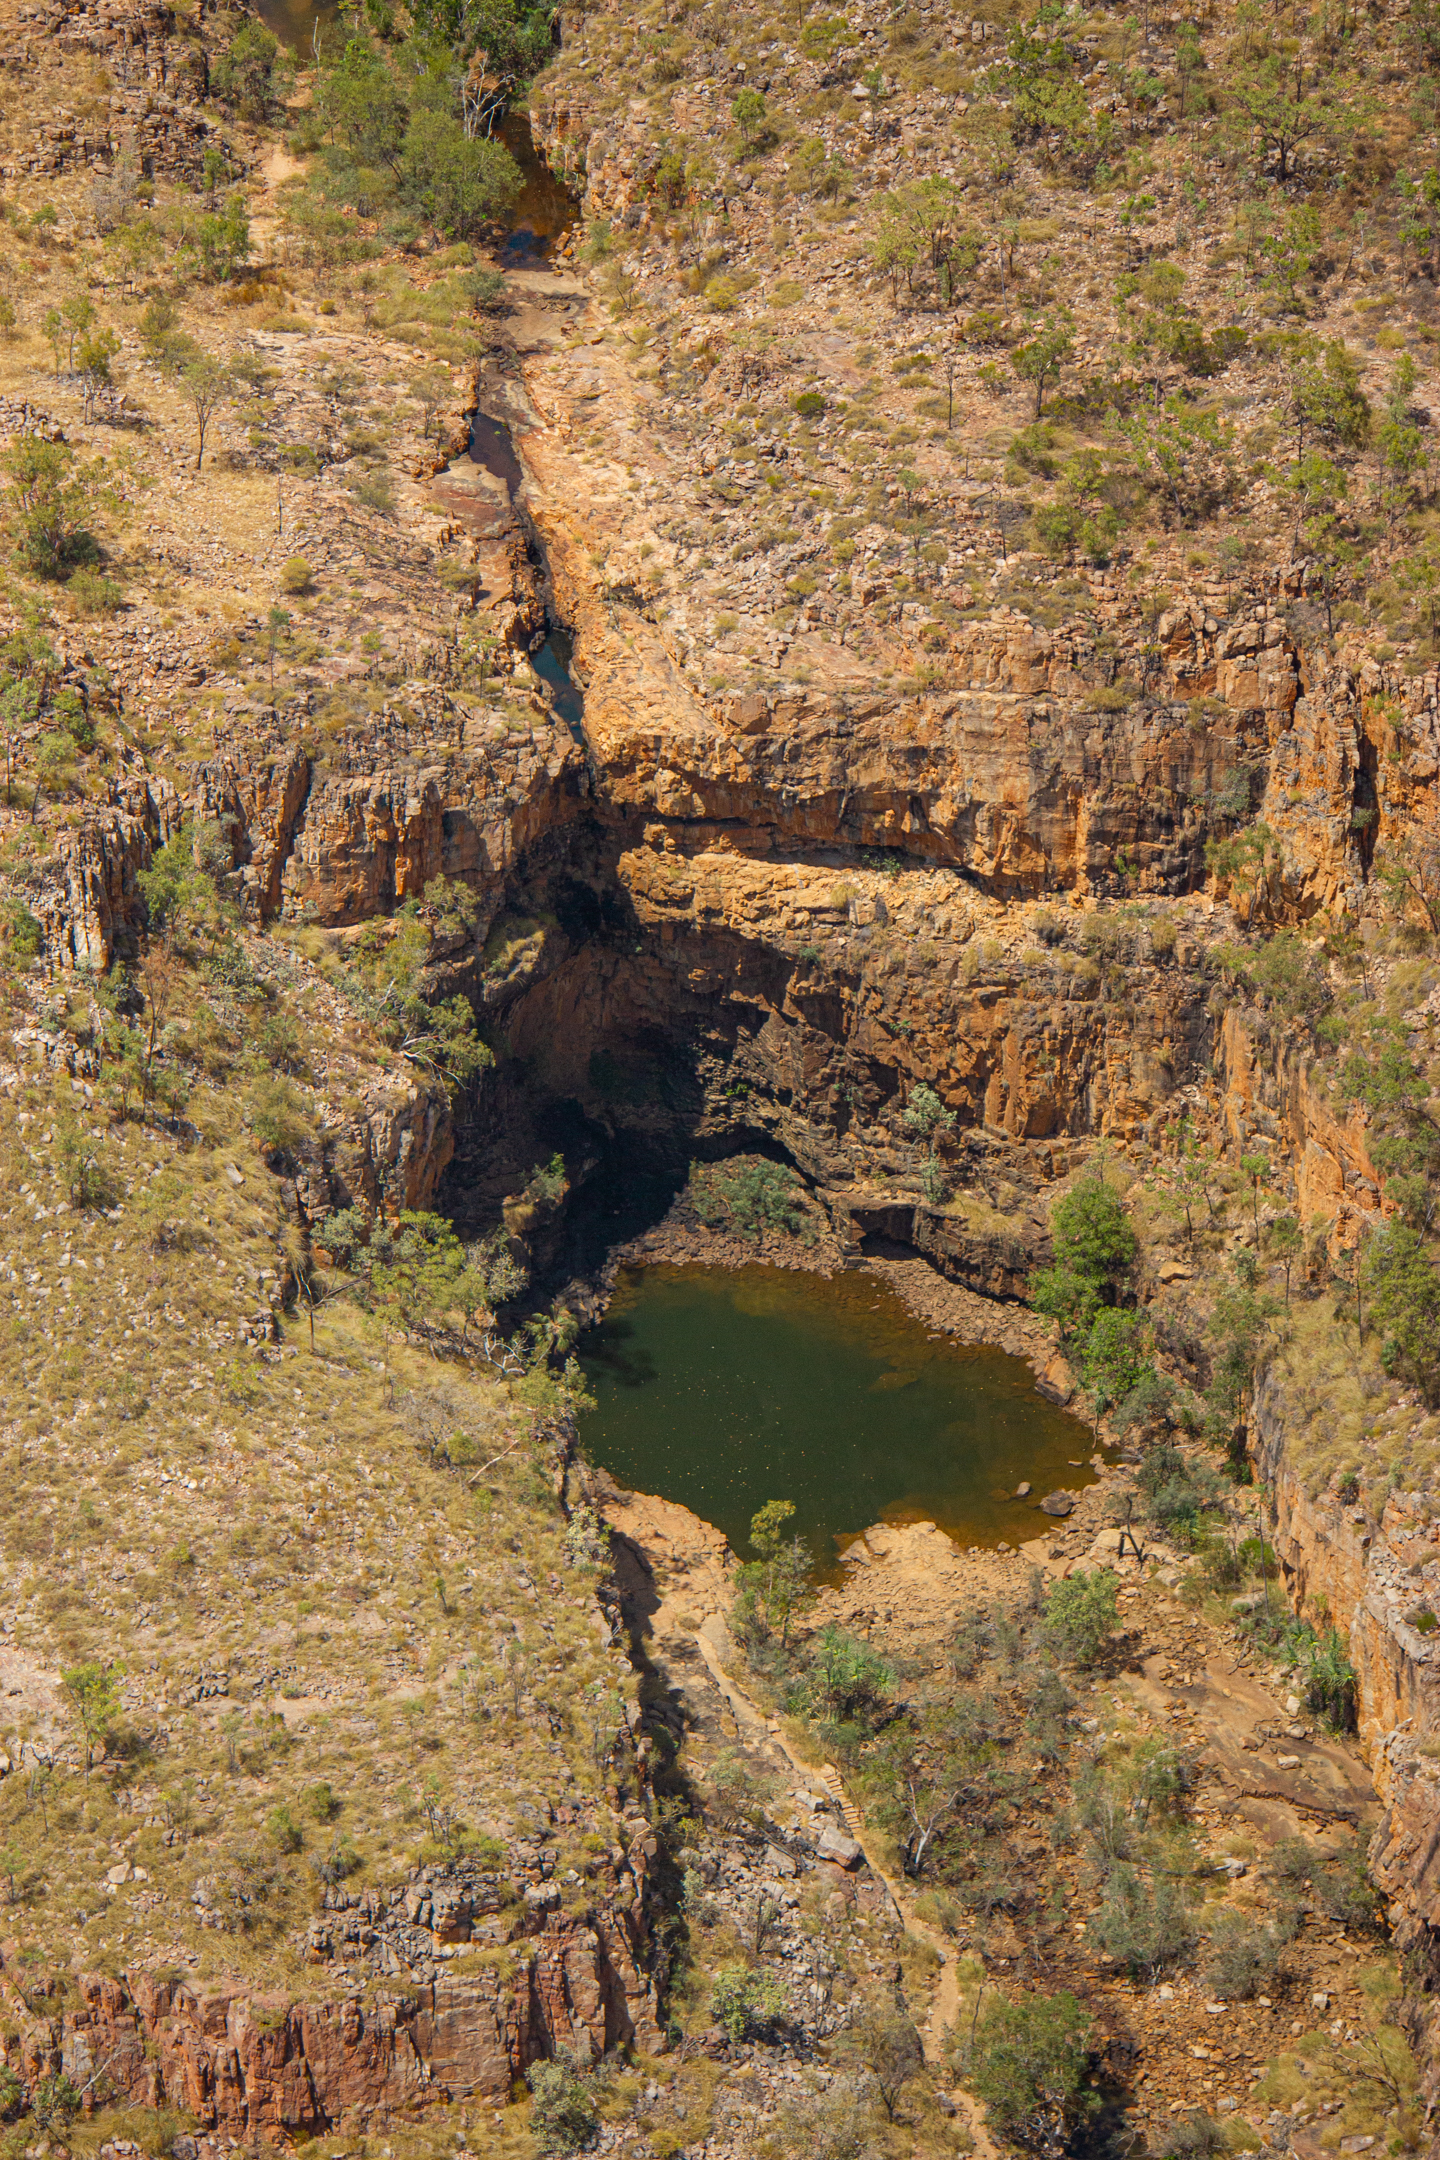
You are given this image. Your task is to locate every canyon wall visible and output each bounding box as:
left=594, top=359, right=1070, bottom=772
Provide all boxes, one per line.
left=2, top=1853, right=664, bottom=2138
left=24, top=362, right=1440, bottom=2127
left=1252, top=1368, right=1440, bottom=2112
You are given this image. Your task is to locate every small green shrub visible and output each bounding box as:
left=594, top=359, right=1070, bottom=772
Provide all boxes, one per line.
left=245, top=1073, right=312, bottom=1152
left=1201, top=1909, right=1288, bottom=1999
left=0, top=896, right=43, bottom=966
left=267, top=1803, right=303, bottom=1854
left=1136, top=1445, right=1225, bottom=1544
left=1268, top=1833, right=1381, bottom=1932
left=311, top=1833, right=361, bottom=1885
left=1043, top=1568, right=1119, bottom=1668
left=54, top=1115, right=119, bottom=1211
left=349, top=468, right=397, bottom=519
left=465, top=268, right=507, bottom=312
left=527, top=2049, right=598, bottom=2156
left=955, top=1991, right=1096, bottom=2151
left=689, top=1157, right=814, bottom=1243
left=280, top=555, right=313, bottom=594
left=68, top=567, right=124, bottom=616
left=30, top=2074, right=81, bottom=2134
left=710, top=1963, right=786, bottom=2040
left=1290, top=1622, right=1358, bottom=1731
left=791, top=1622, right=894, bottom=1734
left=1090, top=1863, right=1194, bottom=1980
left=255, top=1012, right=308, bottom=1075
left=1160, top=2115, right=1230, bottom=2160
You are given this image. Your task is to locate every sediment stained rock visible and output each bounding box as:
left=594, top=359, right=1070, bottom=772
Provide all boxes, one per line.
left=7, top=1876, right=661, bottom=2135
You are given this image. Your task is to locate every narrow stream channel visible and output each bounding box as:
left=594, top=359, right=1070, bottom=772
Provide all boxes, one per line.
left=236, top=4, right=588, bottom=740
left=578, top=1264, right=1101, bottom=1571
left=497, top=108, right=580, bottom=263
left=466, top=407, right=590, bottom=749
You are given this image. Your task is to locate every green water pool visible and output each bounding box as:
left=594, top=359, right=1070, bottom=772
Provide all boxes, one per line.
left=577, top=1263, right=1098, bottom=1568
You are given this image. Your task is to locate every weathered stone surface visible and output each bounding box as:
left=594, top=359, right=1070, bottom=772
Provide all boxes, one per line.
left=814, top=1825, right=864, bottom=1869
left=8, top=1869, right=663, bottom=2135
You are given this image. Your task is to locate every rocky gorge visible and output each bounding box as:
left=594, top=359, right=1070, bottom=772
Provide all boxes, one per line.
left=5, top=0, right=1440, bottom=2146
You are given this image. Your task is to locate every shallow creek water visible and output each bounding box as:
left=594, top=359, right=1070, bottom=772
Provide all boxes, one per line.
left=250, top=0, right=338, bottom=58
left=496, top=109, right=580, bottom=263
left=465, top=409, right=589, bottom=743
left=578, top=1264, right=1099, bottom=1570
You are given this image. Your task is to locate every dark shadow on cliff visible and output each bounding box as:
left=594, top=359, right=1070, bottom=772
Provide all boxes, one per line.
left=596, top=1492, right=702, bottom=2030
left=580, top=1314, right=659, bottom=1390
left=438, top=826, right=832, bottom=1288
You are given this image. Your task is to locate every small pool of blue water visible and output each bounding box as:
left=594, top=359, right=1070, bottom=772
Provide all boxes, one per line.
left=531, top=625, right=586, bottom=739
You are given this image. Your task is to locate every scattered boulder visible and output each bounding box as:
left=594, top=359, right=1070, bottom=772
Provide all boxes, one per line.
left=1040, top=1491, right=1074, bottom=1518
left=815, top=1824, right=863, bottom=1870
left=1014, top=1481, right=1032, bottom=1498
left=1035, top=1353, right=1075, bottom=1404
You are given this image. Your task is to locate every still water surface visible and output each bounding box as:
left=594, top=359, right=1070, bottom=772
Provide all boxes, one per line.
left=578, top=1265, right=1098, bottom=1570
left=251, top=0, right=338, bottom=58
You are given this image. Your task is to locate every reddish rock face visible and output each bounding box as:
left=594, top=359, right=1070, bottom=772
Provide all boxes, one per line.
left=39, top=568, right=1393, bottom=976
left=12, top=1887, right=662, bottom=2140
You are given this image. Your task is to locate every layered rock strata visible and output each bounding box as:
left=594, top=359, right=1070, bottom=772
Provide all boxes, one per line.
left=4, top=1852, right=663, bottom=2134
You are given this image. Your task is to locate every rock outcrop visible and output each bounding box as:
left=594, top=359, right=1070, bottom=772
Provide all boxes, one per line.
left=4, top=1850, right=664, bottom=2136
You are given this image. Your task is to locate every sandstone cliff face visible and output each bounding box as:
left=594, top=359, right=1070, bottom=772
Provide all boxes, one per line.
left=525, top=412, right=1372, bottom=906
left=1213, top=1007, right=1384, bottom=1240
left=48, top=696, right=582, bottom=965
left=1252, top=1370, right=1440, bottom=1779
left=327, top=1068, right=457, bottom=1217
left=3, top=1851, right=663, bottom=2137
left=1249, top=1352, right=1440, bottom=2108
left=6, top=0, right=232, bottom=189
left=31, top=773, right=183, bottom=969
left=195, top=695, right=587, bottom=932
left=29, top=571, right=1386, bottom=1303
left=28, top=441, right=1406, bottom=994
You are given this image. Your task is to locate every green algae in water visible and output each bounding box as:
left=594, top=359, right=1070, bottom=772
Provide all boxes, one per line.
left=578, top=1264, right=1099, bottom=1567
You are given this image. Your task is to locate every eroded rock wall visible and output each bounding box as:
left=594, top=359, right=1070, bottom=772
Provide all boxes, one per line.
left=3, top=1854, right=663, bottom=2137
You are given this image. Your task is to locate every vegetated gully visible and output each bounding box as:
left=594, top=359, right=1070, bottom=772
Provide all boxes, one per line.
left=460, top=112, right=590, bottom=738
left=439, top=431, right=1110, bottom=1559
left=435, top=137, right=1097, bottom=1551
